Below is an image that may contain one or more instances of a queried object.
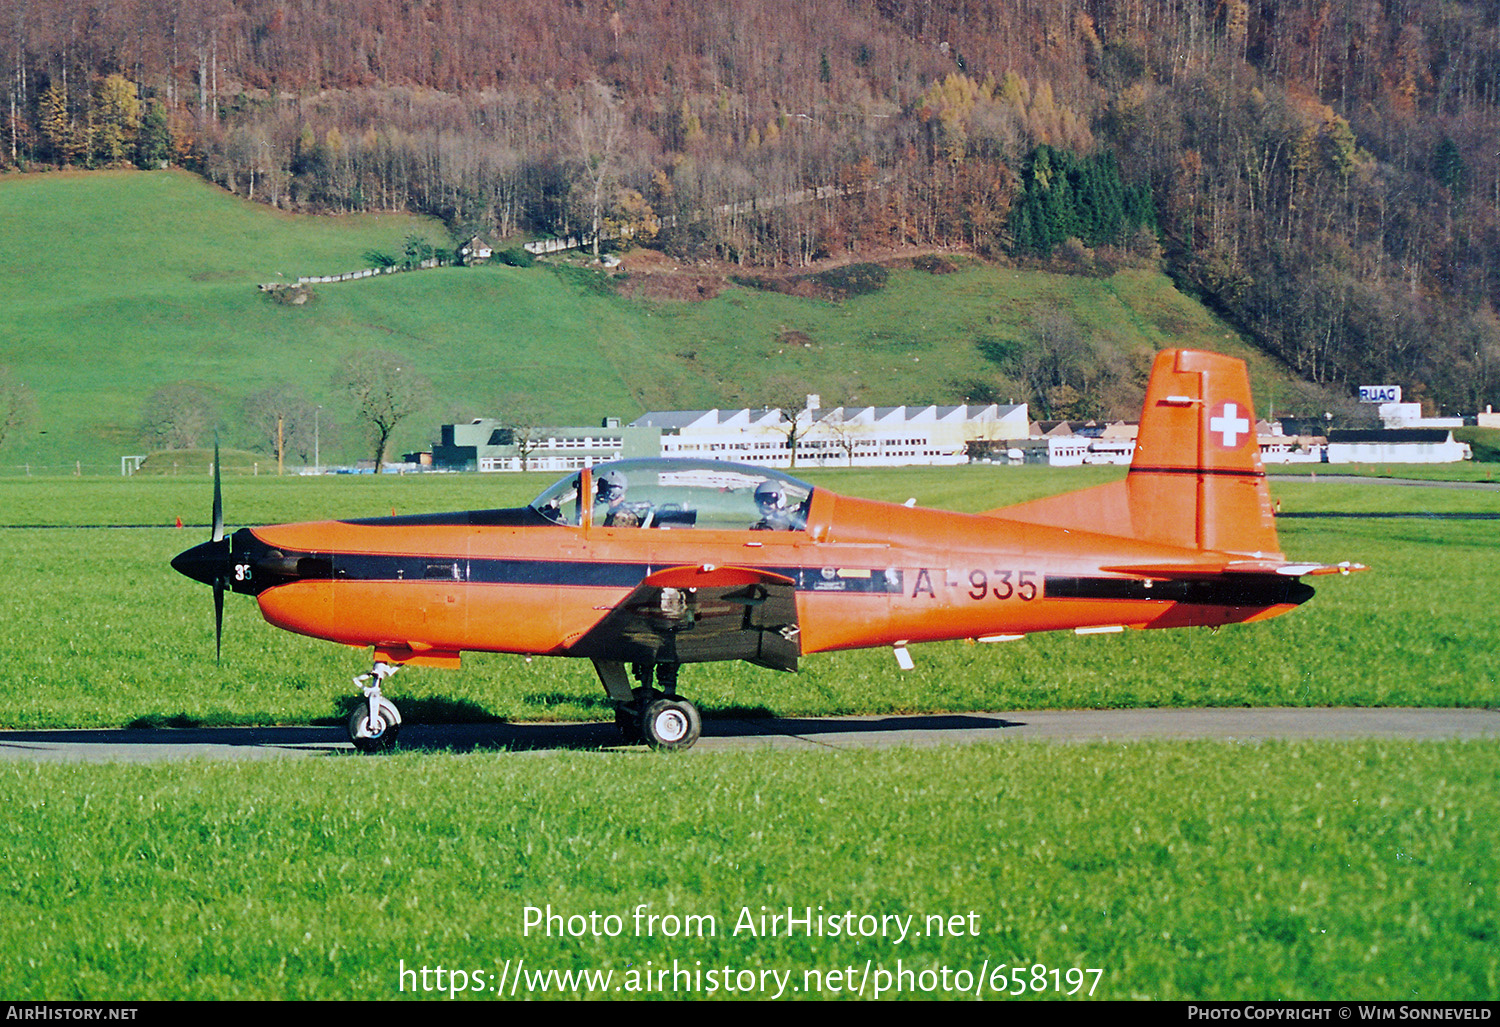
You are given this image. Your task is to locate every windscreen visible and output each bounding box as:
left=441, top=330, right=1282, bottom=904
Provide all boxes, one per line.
left=530, top=459, right=814, bottom=531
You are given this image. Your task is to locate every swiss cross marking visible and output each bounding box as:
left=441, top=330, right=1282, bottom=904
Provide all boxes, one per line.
left=1209, top=402, right=1250, bottom=448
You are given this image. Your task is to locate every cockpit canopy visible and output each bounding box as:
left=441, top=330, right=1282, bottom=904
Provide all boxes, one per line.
left=528, top=458, right=814, bottom=532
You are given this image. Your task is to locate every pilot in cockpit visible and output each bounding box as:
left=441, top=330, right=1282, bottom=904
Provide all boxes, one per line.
left=596, top=469, right=641, bottom=527
left=750, top=479, right=802, bottom=531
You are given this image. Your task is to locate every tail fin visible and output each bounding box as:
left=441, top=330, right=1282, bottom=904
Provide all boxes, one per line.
left=1127, top=349, right=1280, bottom=557
left=993, top=349, right=1282, bottom=559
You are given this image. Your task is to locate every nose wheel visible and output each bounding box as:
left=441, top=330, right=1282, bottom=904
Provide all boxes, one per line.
left=348, top=662, right=403, bottom=753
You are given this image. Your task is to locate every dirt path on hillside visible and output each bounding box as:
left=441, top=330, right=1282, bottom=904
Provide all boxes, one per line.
left=614, top=244, right=974, bottom=302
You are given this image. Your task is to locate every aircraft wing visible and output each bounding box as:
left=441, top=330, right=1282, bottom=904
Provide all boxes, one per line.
left=564, top=565, right=800, bottom=671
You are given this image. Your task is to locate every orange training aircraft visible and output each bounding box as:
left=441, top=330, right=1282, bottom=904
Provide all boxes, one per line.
left=172, top=349, right=1362, bottom=752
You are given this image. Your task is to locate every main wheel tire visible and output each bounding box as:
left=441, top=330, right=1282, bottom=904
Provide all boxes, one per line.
left=348, top=698, right=401, bottom=753
left=640, top=698, right=701, bottom=751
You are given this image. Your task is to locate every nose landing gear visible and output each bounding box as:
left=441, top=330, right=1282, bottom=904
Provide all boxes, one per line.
left=348, top=661, right=403, bottom=753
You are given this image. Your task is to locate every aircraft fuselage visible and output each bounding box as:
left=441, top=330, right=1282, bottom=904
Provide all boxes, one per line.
left=180, top=488, right=1310, bottom=669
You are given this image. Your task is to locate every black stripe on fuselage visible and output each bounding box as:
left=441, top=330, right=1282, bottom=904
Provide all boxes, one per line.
left=231, top=536, right=904, bottom=597
left=1045, top=574, right=1313, bottom=607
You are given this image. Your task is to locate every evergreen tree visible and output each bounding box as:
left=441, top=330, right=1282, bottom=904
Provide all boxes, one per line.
left=1433, top=137, right=1467, bottom=197
left=135, top=101, right=173, bottom=167
left=1009, top=144, right=1153, bottom=256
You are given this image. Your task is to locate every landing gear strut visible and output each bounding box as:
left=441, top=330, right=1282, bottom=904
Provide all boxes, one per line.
left=348, top=661, right=403, bottom=753
left=595, top=660, right=702, bottom=751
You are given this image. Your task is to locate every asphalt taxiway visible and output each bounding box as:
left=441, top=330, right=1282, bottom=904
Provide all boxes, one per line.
left=1, top=707, right=1496, bottom=762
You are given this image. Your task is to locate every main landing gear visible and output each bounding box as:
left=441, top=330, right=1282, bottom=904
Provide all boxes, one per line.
left=348, top=661, right=404, bottom=753
left=599, top=661, right=702, bottom=751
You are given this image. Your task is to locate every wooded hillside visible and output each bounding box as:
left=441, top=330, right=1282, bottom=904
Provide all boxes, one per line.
left=3, top=0, right=1497, bottom=414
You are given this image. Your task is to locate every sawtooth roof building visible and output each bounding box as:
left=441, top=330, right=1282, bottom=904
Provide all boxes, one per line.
left=430, top=400, right=1031, bottom=472
left=629, top=400, right=1030, bottom=469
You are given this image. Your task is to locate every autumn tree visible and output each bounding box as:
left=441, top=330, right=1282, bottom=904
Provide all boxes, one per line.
left=92, top=74, right=140, bottom=165
left=604, top=187, right=659, bottom=248
left=3, top=0, right=1500, bottom=414
left=38, top=82, right=81, bottom=164
left=334, top=350, right=430, bottom=472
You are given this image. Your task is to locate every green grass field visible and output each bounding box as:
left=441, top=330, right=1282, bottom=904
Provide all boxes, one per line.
left=2, top=741, right=1495, bottom=1000
left=2, top=170, right=1284, bottom=475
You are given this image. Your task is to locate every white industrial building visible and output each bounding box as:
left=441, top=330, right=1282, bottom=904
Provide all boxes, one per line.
left=1326, top=428, right=1470, bottom=464
left=630, top=399, right=1030, bottom=469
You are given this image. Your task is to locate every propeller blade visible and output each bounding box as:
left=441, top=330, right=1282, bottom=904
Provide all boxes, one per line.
left=171, top=435, right=232, bottom=661
left=213, top=576, right=225, bottom=664
left=212, top=436, right=224, bottom=543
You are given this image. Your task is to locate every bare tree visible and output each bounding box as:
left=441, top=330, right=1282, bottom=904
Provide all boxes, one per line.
left=241, top=384, right=326, bottom=468
left=758, top=375, right=822, bottom=468
left=570, top=81, right=625, bottom=260
left=1004, top=311, right=1093, bottom=420
left=139, top=383, right=218, bottom=451
left=334, top=350, right=431, bottom=472
left=0, top=366, right=36, bottom=451
left=818, top=409, right=864, bottom=467
left=495, top=392, right=549, bottom=471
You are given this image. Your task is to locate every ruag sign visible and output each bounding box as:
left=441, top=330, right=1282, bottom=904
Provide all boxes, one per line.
left=1358, top=385, right=1402, bottom=404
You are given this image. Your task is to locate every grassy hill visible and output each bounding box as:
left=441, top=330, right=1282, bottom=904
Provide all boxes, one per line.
left=0, top=169, right=1289, bottom=474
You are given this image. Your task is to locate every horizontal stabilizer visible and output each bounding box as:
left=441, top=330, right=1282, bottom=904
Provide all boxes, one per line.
left=1262, top=561, right=1368, bottom=577
left=1101, top=559, right=1368, bottom=580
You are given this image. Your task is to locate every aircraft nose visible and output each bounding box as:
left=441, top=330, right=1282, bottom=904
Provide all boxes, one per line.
left=171, top=539, right=229, bottom=587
